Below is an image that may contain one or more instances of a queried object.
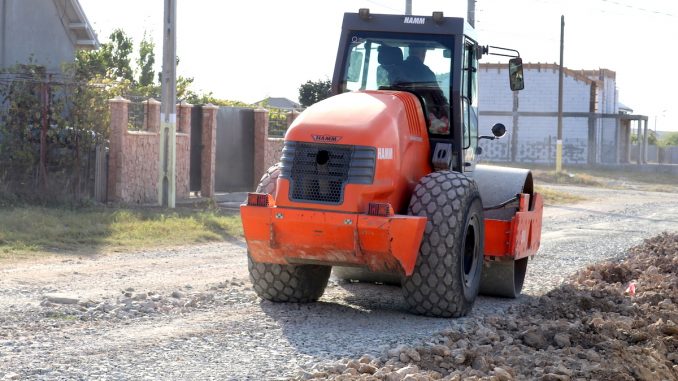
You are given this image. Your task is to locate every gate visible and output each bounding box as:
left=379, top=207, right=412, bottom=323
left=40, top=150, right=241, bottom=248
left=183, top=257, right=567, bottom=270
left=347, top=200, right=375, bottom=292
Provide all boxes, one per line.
left=215, top=107, right=254, bottom=192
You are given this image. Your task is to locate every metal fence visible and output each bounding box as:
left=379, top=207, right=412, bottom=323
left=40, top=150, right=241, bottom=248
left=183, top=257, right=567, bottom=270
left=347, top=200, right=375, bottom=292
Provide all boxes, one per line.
left=127, top=96, right=149, bottom=131
left=268, top=108, right=290, bottom=137
left=0, top=70, right=109, bottom=203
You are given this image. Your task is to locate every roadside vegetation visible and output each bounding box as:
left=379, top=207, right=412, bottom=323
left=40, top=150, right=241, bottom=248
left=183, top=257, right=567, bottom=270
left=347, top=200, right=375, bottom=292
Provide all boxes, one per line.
left=534, top=167, right=677, bottom=190
left=534, top=185, right=586, bottom=205
left=488, top=163, right=678, bottom=192
left=0, top=206, right=242, bottom=260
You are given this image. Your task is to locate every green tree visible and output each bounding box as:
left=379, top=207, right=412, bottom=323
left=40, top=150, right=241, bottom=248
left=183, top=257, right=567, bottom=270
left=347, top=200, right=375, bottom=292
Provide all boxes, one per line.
left=108, top=29, right=134, bottom=81
left=71, top=28, right=134, bottom=83
left=659, top=131, right=678, bottom=147
left=73, top=46, right=112, bottom=79
left=136, top=32, right=156, bottom=87
left=298, top=78, right=332, bottom=107
left=184, top=91, right=251, bottom=107
left=0, top=63, right=46, bottom=173
left=631, top=130, right=658, bottom=146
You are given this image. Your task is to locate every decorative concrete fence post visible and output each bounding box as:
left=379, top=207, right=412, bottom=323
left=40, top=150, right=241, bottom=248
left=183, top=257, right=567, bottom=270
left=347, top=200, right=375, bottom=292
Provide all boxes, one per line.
left=201, top=104, right=218, bottom=198
left=285, top=109, right=300, bottom=128
left=107, top=96, right=130, bottom=202
left=144, top=98, right=161, bottom=133
left=253, top=108, right=270, bottom=189
left=176, top=101, right=193, bottom=200
left=176, top=101, right=192, bottom=134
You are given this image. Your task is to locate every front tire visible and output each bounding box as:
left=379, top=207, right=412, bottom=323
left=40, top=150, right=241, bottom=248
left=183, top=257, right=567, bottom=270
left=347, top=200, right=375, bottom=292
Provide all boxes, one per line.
left=402, top=171, right=484, bottom=317
left=248, top=163, right=331, bottom=303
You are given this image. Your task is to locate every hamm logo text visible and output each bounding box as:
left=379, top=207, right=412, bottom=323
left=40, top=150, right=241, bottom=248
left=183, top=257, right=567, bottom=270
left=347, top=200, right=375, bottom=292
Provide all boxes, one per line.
left=404, top=17, right=425, bottom=24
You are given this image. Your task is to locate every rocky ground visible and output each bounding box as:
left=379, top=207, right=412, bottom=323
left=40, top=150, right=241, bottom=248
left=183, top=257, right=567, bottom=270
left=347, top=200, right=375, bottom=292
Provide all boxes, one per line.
left=0, top=185, right=677, bottom=380
left=304, top=233, right=678, bottom=381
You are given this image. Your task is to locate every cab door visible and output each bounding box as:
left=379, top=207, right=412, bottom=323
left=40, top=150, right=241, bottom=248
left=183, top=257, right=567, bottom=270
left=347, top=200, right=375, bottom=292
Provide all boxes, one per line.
left=461, top=38, right=479, bottom=171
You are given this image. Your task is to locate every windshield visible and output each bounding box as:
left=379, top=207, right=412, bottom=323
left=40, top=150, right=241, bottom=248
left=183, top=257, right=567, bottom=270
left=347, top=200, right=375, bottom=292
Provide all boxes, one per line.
left=340, top=32, right=453, bottom=135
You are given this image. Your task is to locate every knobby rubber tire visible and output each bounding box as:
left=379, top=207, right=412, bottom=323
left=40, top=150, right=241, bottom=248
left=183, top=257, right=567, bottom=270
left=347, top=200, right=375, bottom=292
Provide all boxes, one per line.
left=248, top=163, right=331, bottom=303
left=255, top=163, right=281, bottom=195
left=248, top=255, right=331, bottom=303
left=402, top=171, right=484, bottom=317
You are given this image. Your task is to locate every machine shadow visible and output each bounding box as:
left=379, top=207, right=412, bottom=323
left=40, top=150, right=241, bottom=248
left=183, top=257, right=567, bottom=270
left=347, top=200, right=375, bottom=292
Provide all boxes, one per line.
left=258, top=279, right=533, bottom=357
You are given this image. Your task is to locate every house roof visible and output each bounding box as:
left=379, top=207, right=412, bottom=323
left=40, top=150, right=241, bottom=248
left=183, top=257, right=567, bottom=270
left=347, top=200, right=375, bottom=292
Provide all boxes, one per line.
left=53, top=0, right=99, bottom=50
left=618, top=102, right=633, bottom=114
left=256, top=97, right=301, bottom=109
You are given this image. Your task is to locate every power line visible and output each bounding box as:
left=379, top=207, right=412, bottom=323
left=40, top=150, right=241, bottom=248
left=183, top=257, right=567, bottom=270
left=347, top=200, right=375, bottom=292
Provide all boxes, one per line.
left=477, top=0, right=675, bottom=19
left=599, top=0, right=674, bottom=17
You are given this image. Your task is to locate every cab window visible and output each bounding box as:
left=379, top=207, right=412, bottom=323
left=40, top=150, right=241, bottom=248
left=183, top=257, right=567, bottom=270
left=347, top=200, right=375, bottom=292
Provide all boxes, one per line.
left=341, top=32, right=453, bottom=136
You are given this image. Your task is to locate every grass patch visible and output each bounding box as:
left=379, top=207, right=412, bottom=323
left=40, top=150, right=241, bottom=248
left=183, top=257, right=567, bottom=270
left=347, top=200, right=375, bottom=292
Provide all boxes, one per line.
left=0, top=206, right=242, bottom=259
left=532, top=170, right=604, bottom=187
left=483, top=162, right=677, bottom=191
left=535, top=185, right=586, bottom=205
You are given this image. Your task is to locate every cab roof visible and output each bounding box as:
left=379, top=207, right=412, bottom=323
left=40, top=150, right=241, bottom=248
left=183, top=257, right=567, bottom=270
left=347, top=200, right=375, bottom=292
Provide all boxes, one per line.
left=341, top=11, right=476, bottom=40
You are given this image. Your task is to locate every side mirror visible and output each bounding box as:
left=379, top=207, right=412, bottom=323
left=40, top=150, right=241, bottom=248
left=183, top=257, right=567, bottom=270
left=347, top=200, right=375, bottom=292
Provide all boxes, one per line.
left=508, top=57, right=524, bottom=91
left=492, top=123, right=507, bottom=138
left=347, top=51, right=364, bottom=82
left=478, top=123, right=507, bottom=141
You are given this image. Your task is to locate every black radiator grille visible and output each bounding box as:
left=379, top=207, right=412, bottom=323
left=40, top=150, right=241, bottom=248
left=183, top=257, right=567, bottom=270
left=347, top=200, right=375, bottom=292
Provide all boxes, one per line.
left=280, top=142, right=376, bottom=204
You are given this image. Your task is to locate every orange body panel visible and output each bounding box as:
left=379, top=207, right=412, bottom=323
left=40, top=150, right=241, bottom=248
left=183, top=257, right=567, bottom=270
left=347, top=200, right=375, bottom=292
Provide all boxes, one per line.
left=240, top=203, right=427, bottom=276
left=484, top=193, right=544, bottom=259
left=242, top=90, right=543, bottom=276
left=242, top=91, right=433, bottom=276
left=278, top=91, right=431, bottom=214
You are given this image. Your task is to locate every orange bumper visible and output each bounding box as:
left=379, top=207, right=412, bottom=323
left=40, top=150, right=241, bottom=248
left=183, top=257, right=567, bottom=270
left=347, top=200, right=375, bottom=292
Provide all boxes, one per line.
left=484, top=193, right=544, bottom=260
left=240, top=204, right=427, bottom=276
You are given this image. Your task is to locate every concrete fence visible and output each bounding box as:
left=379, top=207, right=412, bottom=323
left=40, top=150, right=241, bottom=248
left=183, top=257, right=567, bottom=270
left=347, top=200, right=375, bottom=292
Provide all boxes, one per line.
left=106, top=96, right=196, bottom=204
left=252, top=108, right=300, bottom=189
left=630, top=145, right=678, bottom=165
left=106, top=100, right=676, bottom=201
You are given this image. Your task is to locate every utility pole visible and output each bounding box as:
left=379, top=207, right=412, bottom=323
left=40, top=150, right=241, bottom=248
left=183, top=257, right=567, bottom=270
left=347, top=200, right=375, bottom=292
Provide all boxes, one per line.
left=405, top=0, right=412, bottom=15
left=556, top=15, right=564, bottom=173
left=159, top=0, right=177, bottom=208
left=467, top=0, right=476, bottom=27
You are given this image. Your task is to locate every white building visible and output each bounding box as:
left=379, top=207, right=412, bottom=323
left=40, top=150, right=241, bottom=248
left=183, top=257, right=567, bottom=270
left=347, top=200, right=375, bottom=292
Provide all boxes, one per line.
left=478, top=63, right=647, bottom=165
left=0, top=0, right=98, bottom=72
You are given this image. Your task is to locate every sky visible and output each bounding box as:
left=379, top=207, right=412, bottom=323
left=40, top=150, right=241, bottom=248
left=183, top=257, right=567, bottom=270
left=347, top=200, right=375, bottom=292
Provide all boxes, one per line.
left=78, top=0, right=678, bottom=131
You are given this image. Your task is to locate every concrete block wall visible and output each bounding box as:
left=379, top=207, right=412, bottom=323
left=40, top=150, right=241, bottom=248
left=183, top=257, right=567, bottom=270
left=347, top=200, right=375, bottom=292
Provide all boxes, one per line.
left=478, top=63, right=615, bottom=164
left=107, top=97, right=191, bottom=204
left=176, top=102, right=192, bottom=200
left=253, top=109, right=269, bottom=188
left=201, top=105, right=218, bottom=197
left=265, top=138, right=284, bottom=172
left=120, top=131, right=159, bottom=202
left=254, top=109, right=299, bottom=184
left=263, top=111, right=299, bottom=171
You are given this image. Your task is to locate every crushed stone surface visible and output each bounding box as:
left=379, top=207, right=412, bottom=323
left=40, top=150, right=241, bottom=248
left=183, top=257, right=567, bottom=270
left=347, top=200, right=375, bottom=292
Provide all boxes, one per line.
left=0, top=185, right=677, bottom=380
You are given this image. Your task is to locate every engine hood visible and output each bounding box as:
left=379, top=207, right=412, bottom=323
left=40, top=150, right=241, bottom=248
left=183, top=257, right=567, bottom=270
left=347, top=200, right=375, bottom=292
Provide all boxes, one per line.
left=285, top=91, right=413, bottom=146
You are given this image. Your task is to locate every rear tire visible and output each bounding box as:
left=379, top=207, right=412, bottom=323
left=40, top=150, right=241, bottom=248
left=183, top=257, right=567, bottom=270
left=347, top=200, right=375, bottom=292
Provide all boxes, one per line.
left=248, top=163, right=331, bottom=303
left=255, top=163, right=281, bottom=195
left=248, top=255, right=331, bottom=303
left=402, top=171, right=484, bottom=317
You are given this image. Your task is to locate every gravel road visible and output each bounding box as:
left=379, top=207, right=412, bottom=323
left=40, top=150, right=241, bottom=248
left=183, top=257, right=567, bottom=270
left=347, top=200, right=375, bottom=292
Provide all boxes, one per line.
left=1, top=185, right=677, bottom=380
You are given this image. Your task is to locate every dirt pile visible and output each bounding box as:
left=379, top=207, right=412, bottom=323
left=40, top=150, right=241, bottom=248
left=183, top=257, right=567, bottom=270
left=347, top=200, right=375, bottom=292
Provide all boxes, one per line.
left=305, top=233, right=678, bottom=381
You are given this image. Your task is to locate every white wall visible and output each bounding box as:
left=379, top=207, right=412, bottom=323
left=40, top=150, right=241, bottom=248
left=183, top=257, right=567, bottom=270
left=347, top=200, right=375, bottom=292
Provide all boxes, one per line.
left=0, top=0, right=75, bottom=72
left=478, top=64, right=617, bottom=164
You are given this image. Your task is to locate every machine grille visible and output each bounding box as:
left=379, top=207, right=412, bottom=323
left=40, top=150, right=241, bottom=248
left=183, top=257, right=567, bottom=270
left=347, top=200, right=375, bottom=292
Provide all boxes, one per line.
left=280, top=142, right=376, bottom=204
